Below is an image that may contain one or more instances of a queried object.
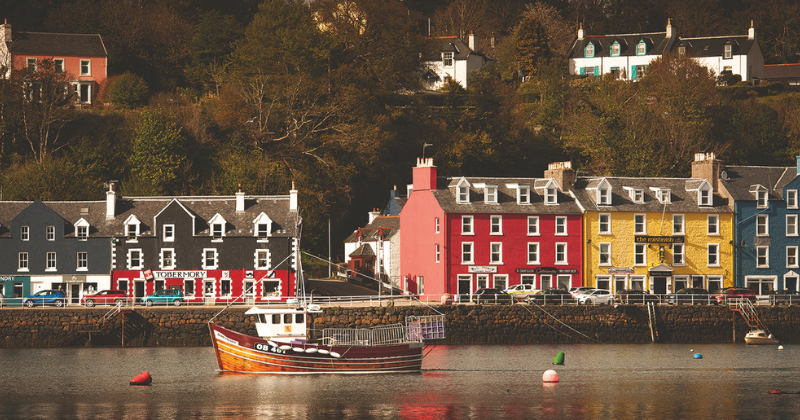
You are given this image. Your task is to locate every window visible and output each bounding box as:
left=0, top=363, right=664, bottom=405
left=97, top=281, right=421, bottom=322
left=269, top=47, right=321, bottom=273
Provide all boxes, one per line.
left=756, top=246, right=769, bottom=268
left=256, top=249, right=270, bottom=269
left=77, top=252, right=88, bottom=270
left=46, top=226, right=55, bottom=241
left=21, top=226, right=29, bottom=241
left=636, top=41, right=646, bottom=55
left=494, top=275, right=508, bottom=291
left=490, top=216, right=502, bottom=235
left=161, top=249, right=175, bottom=269
left=518, top=186, right=530, bottom=204
left=757, top=215, right=769, bottom=236
left=708, top=244, right=720, bottom=267
left=599, top=243, right=611, bottom=266
left=46, top=252, right=57, bottom=271
left=203, top=249, right=218, bottom=269
left=597, top=187, right=611, bottom=205
left=457, top=183, right=470, bottom=203
left=673, top=215, right=684, bottom=235
left=787, top=190, right=798, bottom=209
left=611, top=42, right=620, bottom=56
left=163, top=225, right=175, bottom=242
left=545, top=186, right=557, bottom=205
left=634, top=214, right=646, bottom=234
left=585, top=43, right=594, bottom=58
left=128, top=249, right=143, bottom=269
left=184, top=279, right=195, bottom=296
left=262, top=280, right=280, bottom=298
left=653, top=188, right=671, bottom=204
left=221, top=279, right=232, bottom=297
left=53, top=58, right=64, bottom=73
left=634, top=244, right=646, bottom=266
left=461, top=242, right=474, bottom=264
left=490, top=243, right=502, bottom=264
left=555, top=243, right=567, bottom=264
left=442, top=52, right=453, bottom=66
left=212, top=223, right=224, bottom=240
left=485, top=186, right=498, bottom=204
left=77, top=225, right=88, bottom=241
left=673, top=244, right=685, bottom=265
left=527, top=243, right=540, bottom=264
left=461, top=216, right=474, bottom=235
left=788, top=215, right=798, bottom=236
left=708, top=215, right=719, bottom=235
left=18, top=252, right=28, bottom=270
left=630, top=189, right=644, bottom=204
left=599, top=214, right=611, bottom=234
left=527, top=216, right=539, bottom=235
left=723, top=44, right=732, bottom=59
left=435, top=244, right=440, bottom=263
left=27, top=58, right=37, bottom=69
left=80, top=59, right=91, bottom=75
left=555, top=217, right=567, bottom=235
left=757, top=191, right=768, bottom=208
left=435, top=218, right=440, bottom=233
left=788, top=247, right=799, bottom=268
left=699, top=186, right=712, bottom=206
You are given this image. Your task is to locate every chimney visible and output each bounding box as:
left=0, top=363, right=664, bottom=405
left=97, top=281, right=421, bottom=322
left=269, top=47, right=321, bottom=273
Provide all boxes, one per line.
left=577, top=23, right=584, bottom=41
left=1, top=20, right=10, bottom=43
left=666, top=18, right=673, bottom=38
left=368, top=208, right=380, bottom=224
left=691, top=152, right=721, bottom=190
left=468, top=31, right=476, bottom=51
left=105, top=181, right=118, bottom=219
left=235, top=184, right=245, bottom=212
left=412, top=158, right=437, bottom=192
left=289, top=181, right=298, bottom=211
left=748, top=20, right=755, bottom=40
left=544, top=161, right=576, bottom=192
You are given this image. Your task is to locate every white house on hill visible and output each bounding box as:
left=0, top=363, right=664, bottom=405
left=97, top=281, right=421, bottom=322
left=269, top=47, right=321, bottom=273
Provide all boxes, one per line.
left=423, top=33, right=491, bottom=90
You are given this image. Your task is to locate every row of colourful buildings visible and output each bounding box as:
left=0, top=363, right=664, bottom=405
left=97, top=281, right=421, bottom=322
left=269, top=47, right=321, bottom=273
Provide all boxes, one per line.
left=346, top=153, right=800, bottom=298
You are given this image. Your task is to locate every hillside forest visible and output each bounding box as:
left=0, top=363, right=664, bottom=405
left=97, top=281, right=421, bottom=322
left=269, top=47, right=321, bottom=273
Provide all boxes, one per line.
left=0, top=0, right=799, bottom=262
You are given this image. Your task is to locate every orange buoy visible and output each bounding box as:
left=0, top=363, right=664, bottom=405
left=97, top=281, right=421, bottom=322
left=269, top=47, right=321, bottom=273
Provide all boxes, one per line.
left=130, top=371, right=152, bottom=386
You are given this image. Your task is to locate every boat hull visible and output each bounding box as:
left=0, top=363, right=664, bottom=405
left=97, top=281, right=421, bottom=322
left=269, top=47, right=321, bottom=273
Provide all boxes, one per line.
left=208, top=323, right=424, bottom=374
left=744, top=330, right=779, bottom=345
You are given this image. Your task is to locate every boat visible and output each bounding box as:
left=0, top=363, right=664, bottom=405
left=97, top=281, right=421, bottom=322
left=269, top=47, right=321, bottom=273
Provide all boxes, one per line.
left=744, top=329, right=779, bottom=345
left=209, top=306, right=446, bottom=374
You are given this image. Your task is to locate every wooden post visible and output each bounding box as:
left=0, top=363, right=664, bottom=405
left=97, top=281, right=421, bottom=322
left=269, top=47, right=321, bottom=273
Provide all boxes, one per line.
left=732, top=310, right=736, bottom=343
left=122, top=314, right=125, bottom=347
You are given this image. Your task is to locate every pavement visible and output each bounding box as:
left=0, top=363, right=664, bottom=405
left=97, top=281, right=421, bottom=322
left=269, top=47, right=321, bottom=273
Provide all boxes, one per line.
left=305, top=278, right=379, bottom=297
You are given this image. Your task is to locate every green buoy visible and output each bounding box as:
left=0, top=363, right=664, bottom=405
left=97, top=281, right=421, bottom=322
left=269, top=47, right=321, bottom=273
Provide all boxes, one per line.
left=553, top=351, right=565, bottom=365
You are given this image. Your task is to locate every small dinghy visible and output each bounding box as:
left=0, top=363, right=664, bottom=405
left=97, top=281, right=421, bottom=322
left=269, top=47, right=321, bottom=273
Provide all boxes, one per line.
left=745, top=329, right=779, bottom=345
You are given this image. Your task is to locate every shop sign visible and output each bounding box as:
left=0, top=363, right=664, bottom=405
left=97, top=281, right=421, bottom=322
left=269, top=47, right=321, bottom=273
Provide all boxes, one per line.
left=153, top=270, right=208, bottom=278
left=526, top=267, right=578, bottom=275
left=609, top=267, right=634, bottom=274
left=650, top=271, right=672, bottom=277
left=65, top=275, right=86, bottom=283
left=634, top=236, right=685, bottom=244
left=0, top=276, right=14, bottom=281
left=468, top=266, right=497, bottom=273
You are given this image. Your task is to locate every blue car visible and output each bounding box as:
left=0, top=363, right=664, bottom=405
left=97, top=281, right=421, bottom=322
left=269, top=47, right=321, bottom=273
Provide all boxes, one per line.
left=23, top=290, right=67, bottom=307
left=140, top=289, right=184, bottom=307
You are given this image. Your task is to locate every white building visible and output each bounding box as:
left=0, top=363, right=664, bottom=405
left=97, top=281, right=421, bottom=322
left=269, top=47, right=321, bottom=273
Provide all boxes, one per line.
left=423, top=33, right=491, bottom=90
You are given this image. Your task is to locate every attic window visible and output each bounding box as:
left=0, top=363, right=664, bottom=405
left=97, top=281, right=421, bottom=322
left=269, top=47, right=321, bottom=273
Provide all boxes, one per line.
left=655, top=189, right=671, bottom=204
left=456, top=179, right=470, bottom=204
left=209, top=214, right=227, bottom=240
left=442, top=52, right=453, bottom=66
left=610, top=42, right=620, bottom=57
left=124, top=215, right=141, bottom=241
left=253, top=213, right=273, bottom=240
left=518, top=186, right=531, bottom=204
left=629, top=189, right=644, bottom=204
left=724, top=43, right=732, bottom=59
left=545, top=186, right=557, bottom=205
left=636, top=41, right=646, bottom=56
left=585, top=43, right=595, bottom=58
left=698, top=184, right=713, bottom=206
left=757, top=190, right=768, bottom=208
left=485, top=186, right=498, bottom=204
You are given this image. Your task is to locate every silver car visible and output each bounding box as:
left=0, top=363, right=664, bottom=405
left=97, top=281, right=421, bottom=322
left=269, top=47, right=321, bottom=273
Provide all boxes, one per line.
left=577, top=289, right=615, bottom=305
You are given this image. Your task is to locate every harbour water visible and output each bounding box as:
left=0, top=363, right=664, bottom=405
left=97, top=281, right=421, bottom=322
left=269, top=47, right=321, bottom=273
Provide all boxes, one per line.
left=1, top=343, right=799, bottom=419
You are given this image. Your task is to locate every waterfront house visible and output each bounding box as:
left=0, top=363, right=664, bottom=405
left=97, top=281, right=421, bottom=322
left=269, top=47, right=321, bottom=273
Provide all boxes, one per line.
left=343, top=212, right=400, bottom=291
left=399, top=158, right=584, bottom=298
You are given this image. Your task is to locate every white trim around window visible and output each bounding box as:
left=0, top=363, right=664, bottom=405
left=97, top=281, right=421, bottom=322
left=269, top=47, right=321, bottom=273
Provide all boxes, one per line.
left=756, top=246, right=769, bottom=268
left=46, top=252, right=57, bottom=271
left=555, top=243, right=567, bottom=265
left=461, top=215, right=474, bottom=235
left=461, top=242, right=474, bottom=264
left=128, top=249, right=143, bottom=270
left=757, top=214, right=769, bottom=236
left=634, top=214, right=646, bottom=235
left=672, top=243, right=685, bottom=266
left=527, top=242, right=540, bottom=264
left=255, top=249, right=270, bottom=269
left=707, top=214, right=720, bottom=236
left=599, top=243, right=611, bottom=266
left=161, top=248, right=175, bottom=269
left=707, top=243, right=720, bottom=267
left=673, top=214, right=685, bottom=235
left=555, top=217, right=567, bottom=236
left=203, top=248, right=219, bottom=269
left=77, top=252, right=88, bottom=271
left=18, top=252, right=29, bottom=271
left=490, top=215, right=503, bottom=235
left=787, top=190, right=798, bottom=209
left=490, top=242, right=503, bottom=265
left=787, top=246, right=799, bottom=269
left=163, top=224, right=175, bottom=242
left=527, top=216, right=540, bottom=236
left=634, top=243, right=646, bottom=266
left=599, top=213, right=611, bottom=235
left=787, top=214, right=798, bottom=236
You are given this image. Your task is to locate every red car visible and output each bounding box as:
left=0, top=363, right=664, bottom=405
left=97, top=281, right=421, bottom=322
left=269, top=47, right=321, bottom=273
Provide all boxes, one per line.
left=712, top=288, right=756, bottom=304
left=81, top=290, right=128, bottom=307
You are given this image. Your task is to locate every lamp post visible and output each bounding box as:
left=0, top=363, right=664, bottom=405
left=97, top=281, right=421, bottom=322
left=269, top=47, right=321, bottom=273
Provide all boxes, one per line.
left=422, top=143, right=433, bottom=160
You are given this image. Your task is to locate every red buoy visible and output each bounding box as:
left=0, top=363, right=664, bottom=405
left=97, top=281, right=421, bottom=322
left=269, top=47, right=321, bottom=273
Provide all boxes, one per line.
left=130, top=371, right=152, bottom=386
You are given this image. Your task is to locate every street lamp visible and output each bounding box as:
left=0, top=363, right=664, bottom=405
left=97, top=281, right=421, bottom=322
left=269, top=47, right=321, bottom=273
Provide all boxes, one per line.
left=422, top=143, right=433, bottom=160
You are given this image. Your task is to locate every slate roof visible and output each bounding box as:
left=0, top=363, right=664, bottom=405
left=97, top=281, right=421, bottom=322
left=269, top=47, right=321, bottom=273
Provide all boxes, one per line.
left=571, top=176, right=731, bottom=213
left=763, top=63, right=800, bottom=81
left=432, top=177, right=583, bottom=215
left=8, top=31, right=107, bottom=57
left=676, top=35, right=756, bottom=58
left=425, top=36, right=487, bottom=61
left=718, top=166, right=799, bottom=202
left=349, top=243, right=375, bottom=258
left=568, top=31, right=677, bottom=59
left=344, top=216, right=400, bottom=243
left=0, top=195, right=297, bottom=239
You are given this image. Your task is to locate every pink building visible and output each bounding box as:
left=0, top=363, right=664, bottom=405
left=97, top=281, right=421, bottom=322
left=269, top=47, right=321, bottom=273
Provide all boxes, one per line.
left=400, top=159, right=584, bottom=299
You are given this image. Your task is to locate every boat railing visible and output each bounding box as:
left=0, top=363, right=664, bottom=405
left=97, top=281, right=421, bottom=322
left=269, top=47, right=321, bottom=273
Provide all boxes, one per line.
left=321, top=323, right=419, bottom=347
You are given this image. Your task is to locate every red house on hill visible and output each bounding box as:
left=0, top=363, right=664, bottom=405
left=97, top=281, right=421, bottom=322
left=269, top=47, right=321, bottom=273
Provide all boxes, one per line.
left=0, top=21, right=108, bottom=105
left=400, top=158, right=584, bottom=299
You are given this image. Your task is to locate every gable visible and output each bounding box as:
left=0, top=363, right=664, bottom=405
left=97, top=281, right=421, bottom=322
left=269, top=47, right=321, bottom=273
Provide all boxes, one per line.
left=11, top=200, right=67, bottom=231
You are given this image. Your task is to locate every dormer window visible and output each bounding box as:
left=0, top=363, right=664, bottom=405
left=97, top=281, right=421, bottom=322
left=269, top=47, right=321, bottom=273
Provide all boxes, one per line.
left=456, top=179, right=470, bottom=204
left=518, top=185, right=530, bottom=204
left=610, top=42, right=620, bottom=57
left=208, top=214, right=227, bottom=240
left=75, top=218, right=90, bottom=241
left=585, top=43, right=595, bottom=58
left=651, top=188, right=671, bottom=204
left=442, top=52, right=453, bottom=67
left=636, top=41, right=647, bottom=56
left=723, top=43, right=732, bottom=59
left=124, top=215, right=141, bottom=241
left=698, top=184, right=713, bottom=206
left=627, top=188, right=644, bottom=204
left=485, top=185, right=498, bottom=204
left=545, top=186, right=557, bottom=205
left=596, top=179, right=611, bottom=205
left=253, top=213, right=273, bottom=240
left=757, top=190, right=768, bottom=208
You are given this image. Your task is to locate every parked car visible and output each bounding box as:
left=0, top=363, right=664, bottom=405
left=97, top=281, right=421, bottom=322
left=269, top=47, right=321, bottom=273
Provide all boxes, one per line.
left=140, top=289, right=185, bottom=307
left=667, top=288, right=711, bottom=305
left=577, top=289, right=614, bottom=305
left=615, top=289, right=659, bottom=304
left=0, top=291, right=6, bottom=307
left=712, top=288, right=756, bottom=304
left=81, top=290, right=128, bottom=307
left=528, top=289, right=574, bottom=305
left=767, top=289, right=800, bottom=305
left=505, top=284, right=540, bottom=300
left=569, top=287, right=596, bottom=298
left=23, top=290, right=67, bottom=307
left=471, top=288, right=514, bottom=304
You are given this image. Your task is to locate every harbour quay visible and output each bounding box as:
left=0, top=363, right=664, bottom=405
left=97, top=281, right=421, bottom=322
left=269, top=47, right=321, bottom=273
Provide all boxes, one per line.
left=2, top=304, right=800, bottom=348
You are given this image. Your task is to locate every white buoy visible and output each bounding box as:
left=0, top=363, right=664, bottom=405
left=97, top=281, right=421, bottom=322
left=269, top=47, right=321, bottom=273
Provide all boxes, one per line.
left=292, top=347, right=305, bottom=352
left=317, top=349, right=330, bottom=355
left=279, top=345, right=291, bottom=351
left=779, top=345, right=784, bottom=351
left=543, top=369, right=559, bottom=383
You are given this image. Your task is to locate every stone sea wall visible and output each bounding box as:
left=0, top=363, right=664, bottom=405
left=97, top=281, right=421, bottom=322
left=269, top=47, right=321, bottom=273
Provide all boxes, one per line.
left=1, top=304, right=799, bottom=348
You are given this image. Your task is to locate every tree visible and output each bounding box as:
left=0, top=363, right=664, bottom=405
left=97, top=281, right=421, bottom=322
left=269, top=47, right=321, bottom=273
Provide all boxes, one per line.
left=513, top=14, right=551, bottom=78
left=187, top=11, right=243, bottom=96
left=128, top=109, right=187, bottom=195
left=108, top=72, right=150, bottom=109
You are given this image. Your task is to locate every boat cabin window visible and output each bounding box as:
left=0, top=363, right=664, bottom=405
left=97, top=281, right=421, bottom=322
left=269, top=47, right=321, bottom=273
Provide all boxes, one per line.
left=295, top=314, right=304, bottom=323
left=284, top=314, right=292, bottom=324
left=272, top=314, right=281, bottom=324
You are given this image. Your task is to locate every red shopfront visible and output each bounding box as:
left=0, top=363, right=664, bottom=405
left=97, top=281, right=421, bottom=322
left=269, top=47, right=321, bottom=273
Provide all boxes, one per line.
left=112, top=269, right=296, bottom=304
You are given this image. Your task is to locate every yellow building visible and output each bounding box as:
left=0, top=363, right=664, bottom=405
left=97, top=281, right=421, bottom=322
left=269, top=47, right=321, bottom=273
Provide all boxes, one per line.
left=570, top=176, right=734, bottom=294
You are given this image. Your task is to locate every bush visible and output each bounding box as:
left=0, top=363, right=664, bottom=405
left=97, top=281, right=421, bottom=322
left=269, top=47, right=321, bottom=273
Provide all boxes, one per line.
left=108, top=72, right=149, bottom=109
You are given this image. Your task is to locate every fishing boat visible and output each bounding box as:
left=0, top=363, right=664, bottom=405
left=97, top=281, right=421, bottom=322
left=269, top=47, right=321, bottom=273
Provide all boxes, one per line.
left=209, top=306, right=445, bottom=374
left=744, top=329, right=779, bottom=345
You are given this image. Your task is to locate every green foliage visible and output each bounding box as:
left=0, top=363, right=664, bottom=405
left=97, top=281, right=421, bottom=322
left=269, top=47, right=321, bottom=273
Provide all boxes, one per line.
left=514, top=14, right=551, bottom=77
left=1, top=158, right=98, bottom=201
left=127, top=109, right=187, bottom=195
left=108, top=72, right=150, bottom=109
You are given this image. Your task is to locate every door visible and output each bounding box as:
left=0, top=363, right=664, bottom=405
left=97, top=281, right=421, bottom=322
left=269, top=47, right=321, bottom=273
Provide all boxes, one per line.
left=134, top=281, right=145, bottom=300
left=70, top=284, right=81, bottom=305
left=457, top=276, right=471, bottom=302
left=653, top=277, right=667, bottom=295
